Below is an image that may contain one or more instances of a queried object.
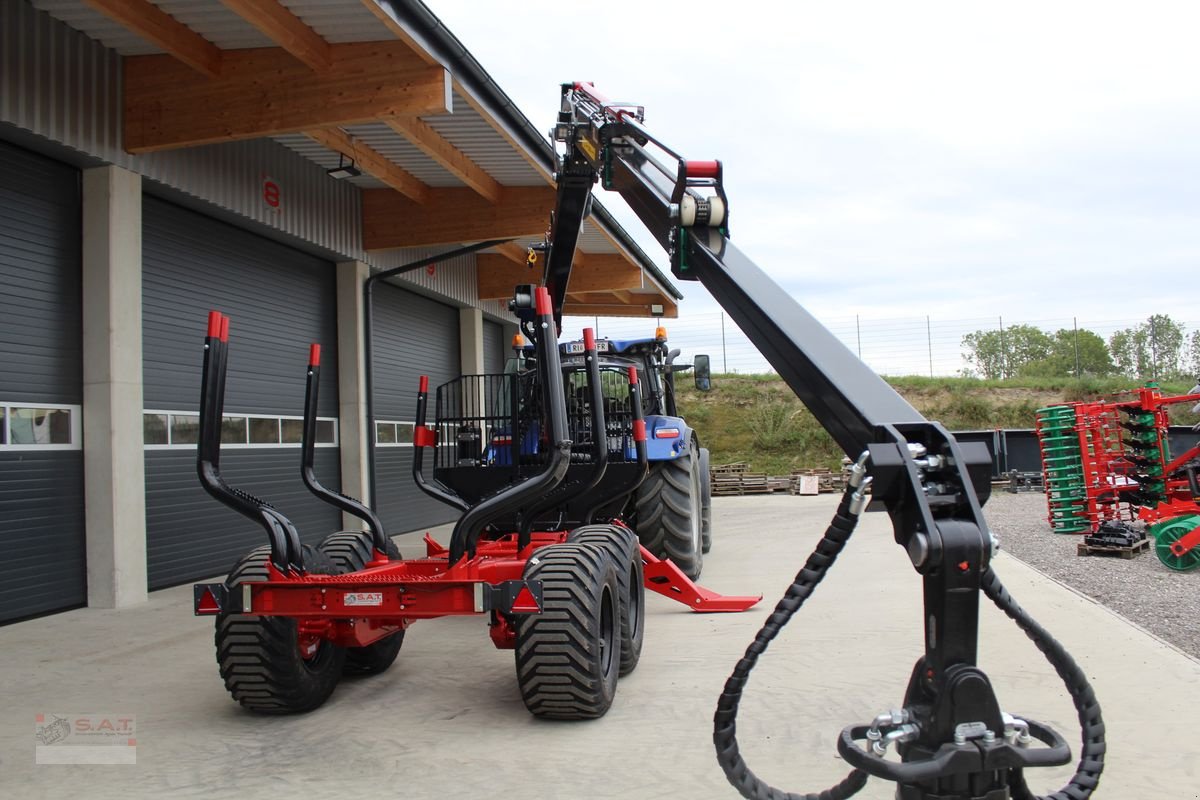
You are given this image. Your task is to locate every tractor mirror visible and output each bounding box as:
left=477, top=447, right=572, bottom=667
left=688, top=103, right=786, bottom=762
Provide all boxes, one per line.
left=694, top=354, right=712, bottom=392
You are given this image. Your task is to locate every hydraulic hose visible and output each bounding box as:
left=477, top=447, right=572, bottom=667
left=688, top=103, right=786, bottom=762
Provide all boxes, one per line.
left=712, top=464, right=1105, bottom=800
left=981, top=570, right=1106, bottom=800
left=713, top=461, right=872, bottom=800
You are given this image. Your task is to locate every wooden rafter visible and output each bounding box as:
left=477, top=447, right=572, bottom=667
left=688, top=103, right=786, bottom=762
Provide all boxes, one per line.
left=561, top=299, right=678, bottom=319
left=456, top=86, right=555, bottom=187
left=124, top=41, right=451, bottom=153
left=388, top=117, right=502, bottom=203
left=358, top=0, right=440, bottom=66
left=304, top=128, right=428, bottom=203
left=219, top=0, right=332, bottom=71
left=492, top=242, right=532, bottom=265
left=363, top=187, right=554, bottom=250
left=476, top=253, right=642, bottom=300
left=82, top=0, right=222, bottom=78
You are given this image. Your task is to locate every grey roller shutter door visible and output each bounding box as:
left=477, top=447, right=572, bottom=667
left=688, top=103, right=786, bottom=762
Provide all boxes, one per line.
left=0, top=140, right=85, bottom=623
left=482, top=319, right=505, bottom=375
left=142, top=197, right=340, bottom=588
left=371, top=283, right=460, bottom=532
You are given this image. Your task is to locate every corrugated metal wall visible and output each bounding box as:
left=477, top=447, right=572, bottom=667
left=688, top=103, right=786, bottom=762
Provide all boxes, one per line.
left=1, top=0, right=362, bottom=261
left=142, top=197, right=341, bottom=587
left=0, top=138, right=86, bottom=623
left=482, top=319, right=505, bottom=375
left=371, top=283, right=460, bottom=533
left=369, top=246, right=511, bottom=319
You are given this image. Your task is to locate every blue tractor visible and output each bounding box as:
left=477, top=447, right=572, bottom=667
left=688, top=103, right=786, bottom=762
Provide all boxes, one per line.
left=557, top=327, right=713, bottom=579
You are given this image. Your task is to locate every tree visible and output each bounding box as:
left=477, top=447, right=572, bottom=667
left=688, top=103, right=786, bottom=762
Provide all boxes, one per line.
left=1020, top=328, right=1116, bottom=378
left=1109, top=315, right=1186, bottom=380
left=962, top=324, right=1051, bottom=378
left=1188, top=330, right=1200, bottom=380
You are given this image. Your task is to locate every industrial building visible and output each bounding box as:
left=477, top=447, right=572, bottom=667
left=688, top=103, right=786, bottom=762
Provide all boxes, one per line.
left=0, top=0, right=680, bottom=623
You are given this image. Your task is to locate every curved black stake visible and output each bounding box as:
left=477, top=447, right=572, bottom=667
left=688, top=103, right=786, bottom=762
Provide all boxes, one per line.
left=196, top=311, right=304, bottom=574
left=411, top=374, right=470, bottom=513
left=583, top=364, right=649, bottom=523
left=446, top=287, right=573, bottom=565
left=300, top=343, right=390, bottom=557
left=517, top=326, right=609, bottom=548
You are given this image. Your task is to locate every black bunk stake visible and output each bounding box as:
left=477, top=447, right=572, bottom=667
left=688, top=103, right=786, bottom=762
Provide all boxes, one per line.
left=518, top=326, right=610, bottom=547
left=299, top=343, right=391, bottom=559
left=194, top=311, right=303, bottom=574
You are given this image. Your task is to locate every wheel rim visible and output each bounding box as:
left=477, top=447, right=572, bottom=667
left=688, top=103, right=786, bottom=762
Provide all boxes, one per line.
left=599, top=584, right=616, bottom=677
left=1153, top=516, right=1200, bottom=572
left=689, top=457, right=702, bottom=554
left=627, top=561, right=641, bottom=640
left=297, top=620, right=329, bottom=664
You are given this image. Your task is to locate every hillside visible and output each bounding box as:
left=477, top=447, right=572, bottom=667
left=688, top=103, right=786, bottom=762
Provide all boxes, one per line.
left=675, top=374, right=1198, bottom=474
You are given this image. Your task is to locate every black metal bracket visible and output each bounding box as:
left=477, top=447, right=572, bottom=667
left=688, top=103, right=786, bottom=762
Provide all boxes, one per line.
left=483, top=579, right=544, bottom=615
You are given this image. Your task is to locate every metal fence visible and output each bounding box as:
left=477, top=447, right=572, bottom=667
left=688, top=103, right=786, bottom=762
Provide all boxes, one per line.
left=564, top=311, right=1200, bottom=378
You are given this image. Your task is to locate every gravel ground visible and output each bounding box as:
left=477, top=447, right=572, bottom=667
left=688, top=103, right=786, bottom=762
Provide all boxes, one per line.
left=984, top=490, right=1200, bottom=659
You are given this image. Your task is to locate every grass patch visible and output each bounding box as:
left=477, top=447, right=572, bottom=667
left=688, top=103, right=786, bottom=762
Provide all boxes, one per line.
left=676, top=373, right=1198, bottom=474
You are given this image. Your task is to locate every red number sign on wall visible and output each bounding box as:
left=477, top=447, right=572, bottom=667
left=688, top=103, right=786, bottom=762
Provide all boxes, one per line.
left=261, top=175, right=281, bottom=211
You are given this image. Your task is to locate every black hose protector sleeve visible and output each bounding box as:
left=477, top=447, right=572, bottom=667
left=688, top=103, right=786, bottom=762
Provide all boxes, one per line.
left=980, top=568, right=1105, bottom=800
left=713, top=489, right=868, bottom=800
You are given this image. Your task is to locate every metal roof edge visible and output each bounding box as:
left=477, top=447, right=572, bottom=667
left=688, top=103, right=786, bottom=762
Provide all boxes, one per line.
left=378, top=0, right=682, bottom=301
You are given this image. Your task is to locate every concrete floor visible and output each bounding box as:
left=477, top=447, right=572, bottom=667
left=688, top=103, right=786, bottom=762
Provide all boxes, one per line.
left=1, top=495, right=1197, bottom=799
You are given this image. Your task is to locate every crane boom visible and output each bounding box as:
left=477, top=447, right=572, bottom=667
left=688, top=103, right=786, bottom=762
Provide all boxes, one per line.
left=540, top=81, right=1103, bottom=800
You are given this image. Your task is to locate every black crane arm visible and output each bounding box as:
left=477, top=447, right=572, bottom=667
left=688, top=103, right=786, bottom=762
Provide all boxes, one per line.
left=542, top=81, right=1103, bottom=800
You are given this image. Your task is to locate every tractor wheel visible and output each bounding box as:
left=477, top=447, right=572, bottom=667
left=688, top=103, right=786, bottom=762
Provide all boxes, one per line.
left=318, top=531, right=405, bottom=675
left=699, top=446, right=713, bottom=554
left=634, top=436, right=703, bottom=580
left=215, top=545, right=345, bottom=714
left=567, top=524, right=645, bottom=676
left=515, top=543, right=621, bottom=719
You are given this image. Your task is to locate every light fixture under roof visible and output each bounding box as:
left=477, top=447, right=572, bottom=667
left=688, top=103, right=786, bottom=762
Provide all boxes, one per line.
left=327, top=152, right=361, bottom=180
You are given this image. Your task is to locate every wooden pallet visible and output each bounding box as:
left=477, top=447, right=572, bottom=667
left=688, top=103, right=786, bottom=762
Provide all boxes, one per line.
left=1076, top=538, right=1150, bottom=559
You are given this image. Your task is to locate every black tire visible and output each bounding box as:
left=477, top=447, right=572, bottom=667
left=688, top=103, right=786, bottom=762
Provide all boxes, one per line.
left=215, top=545, right=345, bottom=714
left=318, top=531, right=405, bottom=675
left=567, top=524, right=645, bottom=676
left=515, top=543, right=621, bottom=719
left=699, top=446, right=713, bottom=554
left=634, top=436, right=704, bottom=579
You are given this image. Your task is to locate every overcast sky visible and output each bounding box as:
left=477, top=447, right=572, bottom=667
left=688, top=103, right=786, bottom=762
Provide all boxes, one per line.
left=431, top=1, right=1200, bottom=374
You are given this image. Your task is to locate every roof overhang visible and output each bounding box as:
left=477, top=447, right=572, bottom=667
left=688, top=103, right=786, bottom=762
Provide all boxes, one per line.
left=34, top=0, right=679, bottom=317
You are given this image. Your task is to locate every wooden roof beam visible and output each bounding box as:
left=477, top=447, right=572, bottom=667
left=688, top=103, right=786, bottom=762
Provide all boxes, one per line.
left=492, top=242, right=532, bottom=265
left=363, top=186, right=553, bottom=249
left=476, top=254, right=542, bottom=299
left=477, top=253, right=642, bottom=300
left=304, top=128, right=429, bottom=203
left=561, top=299, right=678, bottom=319
left=388, top=117, right=502, bottom=203
left=83, top=0, right=222, bottom=78
left=219, top=0, right=332, bottom=71
left=124, top=41, right=450, bottom=153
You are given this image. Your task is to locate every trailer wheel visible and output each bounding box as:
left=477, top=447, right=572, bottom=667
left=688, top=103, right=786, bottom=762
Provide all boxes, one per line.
left=567, top=524, right=645, bottom=676
left=515, top=543, right=621, bottom=719
left=318, top=532, right=405, bottom=675
left=699, top=446, right=713, bottom=554
left=634, top=436, right=703, bottom=579
left=215, top=545, right=345, bottom=714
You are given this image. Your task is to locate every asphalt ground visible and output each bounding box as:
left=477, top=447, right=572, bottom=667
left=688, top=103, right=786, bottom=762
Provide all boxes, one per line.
left=1, top=494, right=1196, bottom=799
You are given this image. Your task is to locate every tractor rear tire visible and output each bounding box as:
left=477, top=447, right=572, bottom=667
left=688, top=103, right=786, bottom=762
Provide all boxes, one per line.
left=318, top=531, right=405, bottom=675
left=634, top=436, right=704, bottom=579
left=699, top=446, right=713, bottom=554
left=515, top=543, right=621, bottom=719
left=567, top=524, right=644, bottom=676
left=215, top=545, right=346, bottom=714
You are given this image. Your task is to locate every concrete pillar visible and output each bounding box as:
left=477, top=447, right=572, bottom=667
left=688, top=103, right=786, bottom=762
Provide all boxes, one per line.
left=459, top=307, right=485, bottom=375
left=82, top=166, right=147, bottom=609
left=336, top=260, right=371, bottom=527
